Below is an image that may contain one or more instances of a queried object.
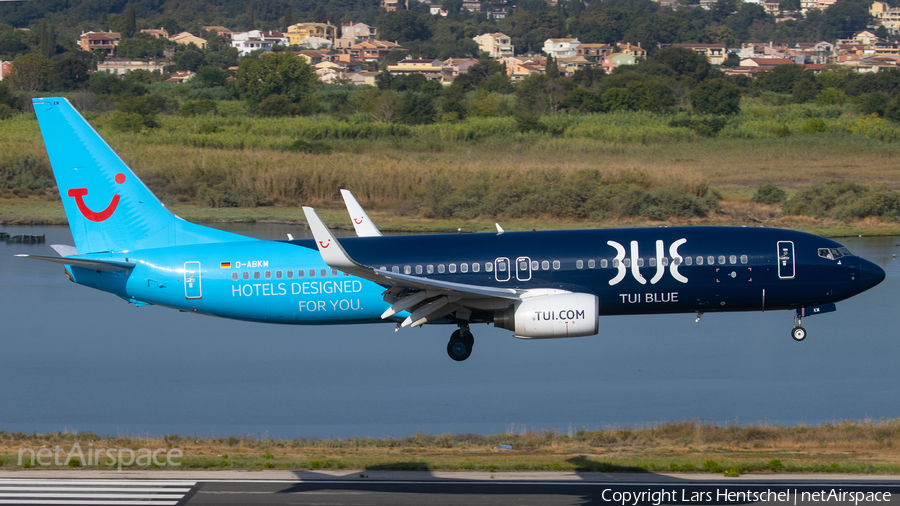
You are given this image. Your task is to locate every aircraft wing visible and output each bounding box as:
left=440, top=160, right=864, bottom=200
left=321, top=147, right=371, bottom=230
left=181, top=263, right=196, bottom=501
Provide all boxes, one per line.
left=303, top=207, right=519, bottom=328
left=16, top=254, right=135, bottom=271
left=340, top=189, right=382, bottom=237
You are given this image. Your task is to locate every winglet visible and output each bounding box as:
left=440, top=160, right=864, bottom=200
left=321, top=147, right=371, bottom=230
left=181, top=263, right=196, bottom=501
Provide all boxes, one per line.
left=340, top=189, right=383, bottom=237
left=495, top=223, right=504, bottom=235
left=302, top=206, right=361, bottom=271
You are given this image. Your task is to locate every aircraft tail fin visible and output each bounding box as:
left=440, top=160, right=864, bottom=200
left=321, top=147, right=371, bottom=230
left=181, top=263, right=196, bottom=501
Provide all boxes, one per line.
left=33, top=97, right=249, bottom=253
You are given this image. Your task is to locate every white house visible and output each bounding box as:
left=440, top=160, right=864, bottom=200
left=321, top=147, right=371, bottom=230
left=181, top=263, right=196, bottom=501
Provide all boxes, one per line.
left=542, top=38, right=581, bottom=59
left=231, top=30, right=288, bottom=57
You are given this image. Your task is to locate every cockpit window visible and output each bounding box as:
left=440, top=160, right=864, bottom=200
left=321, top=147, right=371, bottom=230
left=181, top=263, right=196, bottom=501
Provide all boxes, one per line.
left=819, top=247, right=853, bottom=260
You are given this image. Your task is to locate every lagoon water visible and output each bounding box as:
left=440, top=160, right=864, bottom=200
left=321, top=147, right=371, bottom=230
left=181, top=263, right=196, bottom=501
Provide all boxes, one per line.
left=1, top=224, right=899, bottom=439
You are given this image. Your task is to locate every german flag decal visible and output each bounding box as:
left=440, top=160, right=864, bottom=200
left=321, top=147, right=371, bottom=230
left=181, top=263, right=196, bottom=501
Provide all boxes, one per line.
left=220, top=262, right=231, bottom=269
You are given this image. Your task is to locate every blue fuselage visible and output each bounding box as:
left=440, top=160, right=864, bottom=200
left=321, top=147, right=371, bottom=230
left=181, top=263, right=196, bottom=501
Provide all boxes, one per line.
left=66, top=226, right=884, bottom=326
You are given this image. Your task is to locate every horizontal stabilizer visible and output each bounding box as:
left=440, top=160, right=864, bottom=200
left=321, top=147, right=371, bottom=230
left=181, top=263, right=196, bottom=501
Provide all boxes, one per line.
left=50, top=244, right=78, bottom=257
left=16, top=254, right=135, bottom=271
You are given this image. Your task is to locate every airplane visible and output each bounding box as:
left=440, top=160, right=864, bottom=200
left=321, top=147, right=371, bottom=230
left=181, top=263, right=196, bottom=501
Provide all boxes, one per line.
left=18, top=97, right=886, bottom=362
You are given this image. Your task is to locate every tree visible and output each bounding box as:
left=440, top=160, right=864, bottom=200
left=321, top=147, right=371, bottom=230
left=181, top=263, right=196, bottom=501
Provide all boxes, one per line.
left=545, top=55, right=559, bottom=77
left=9, top=54, right=49, bottom=93
left=284, top=7, right=293, bottom=29
left=233, top=52, right=319, bottom=105
left=48, top=54, right=90, bottom=91
left=755, top=64, right=808, bottom=93
left=379, top=11, right=433, bottom=43
left=124, top=3, right=136, bottom=39
left=690, top=78, right=741, bottom=115
left=647, top=47, right=711, bottom=82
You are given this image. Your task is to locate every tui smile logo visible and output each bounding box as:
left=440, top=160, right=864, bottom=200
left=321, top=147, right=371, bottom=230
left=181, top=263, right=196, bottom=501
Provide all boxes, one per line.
left=68, top=173, right=125, bottom=222
left=353, top=217, right=364, bottom=225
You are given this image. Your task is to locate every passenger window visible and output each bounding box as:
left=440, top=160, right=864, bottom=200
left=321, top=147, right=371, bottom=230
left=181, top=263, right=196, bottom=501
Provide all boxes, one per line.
left=309, top=269, right=316, bottom=277
left=416, top=265, right=423, bottom=274
left=449, top=263, right=457, bottom=273
left=531, top=260, right=539, bottom=270
left=485, top=263, right=493, bottom=272
left=391, top=266, right=399, bottom=273
left=673, top=257, right=681, bottom=265
left=662, top=257, right=669, bottom=266
left=438, top=264, right=445, bottom=273
left=461, top=263, right=468, bottom=273
left=740, top=255, right=748, bottom=264
left=649, top=258, right=656, bottom=267
left=542, top=260, right=550, bottom=270
left=427, top=265, right=434, bottom=274
left=380, top=266, right=386, bottom=271
left=637, top=258, right=644, bottom=267
left=718, top=256, right=726, bottom=265
left=612, top=259, right=619, bottom=268
left=553, top=260, right=560, bottom=270
left=243, top=271, right=249, bottom=280
left=707, top=256, right=715, bottom=265
left=332, top=269, right=338, bottom=276
left=321, top=269, right=327, bottom=277
left=696, top=256, right=703, bottom=266
left=599, top=259, right=607, bottom=268
left=287, top=270, right=294, bottom=279
left=232, top=272, right=238, bottom=281
left=344, top=272, right=350, bottom=276
left=518, top=259, right=527, bottom=270
left=472, top=263, right=480, bottom=273
left=276, top=270, right=283, bottom=279
left=576, top=259, right=584, bottom=269
left=729, top=255, right=737, bottom=265
left=298, top=269, right=305, bottom=278
left=684, top=257, right=692, bottom=266
left=588, top=259, right=595, bottom=269
left=623, top=258, right=631, bottom=268
left=254, top=271, right=261, bottom=280
left=265, top=271, right=272, bottom=279
left=404, top=265, right=411, bottom=274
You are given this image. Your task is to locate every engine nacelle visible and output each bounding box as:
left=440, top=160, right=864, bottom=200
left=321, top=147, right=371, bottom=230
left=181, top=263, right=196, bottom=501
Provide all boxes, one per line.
left=494, top=291, right=599, bottom=339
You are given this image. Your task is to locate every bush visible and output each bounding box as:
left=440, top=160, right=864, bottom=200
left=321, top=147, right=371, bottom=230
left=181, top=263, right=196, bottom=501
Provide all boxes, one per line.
left=182, top=99, right=218, bottom=116
left=669, top=116, right=729, bottom=137
left=751, top=183, right=787, bottom=204
left=800, top=118, right=828, bottom=133
left=258, top=94, right=297, bottom=117
left=287, top=139, right=333, bottom=154
left=704, top=460, right=722, bottom=473
left=768, top=459, right=784, bottom=471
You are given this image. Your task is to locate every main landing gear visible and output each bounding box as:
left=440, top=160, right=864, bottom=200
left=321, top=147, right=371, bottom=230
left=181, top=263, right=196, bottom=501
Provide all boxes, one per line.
left=447, top=325, right=474, bottom=361
left=791, top=314, right=806, bottom=342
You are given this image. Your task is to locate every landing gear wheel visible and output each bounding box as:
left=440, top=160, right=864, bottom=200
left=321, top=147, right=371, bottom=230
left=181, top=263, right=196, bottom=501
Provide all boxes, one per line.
left=791, top=326, right=807, bottom=342
left=447, top=328, right=474, bottom=361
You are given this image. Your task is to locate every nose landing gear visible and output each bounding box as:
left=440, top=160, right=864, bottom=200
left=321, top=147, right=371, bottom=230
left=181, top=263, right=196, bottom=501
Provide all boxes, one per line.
left=447, top=325, right=474, bottom=361
left=791, top=314, right=806, bottom=342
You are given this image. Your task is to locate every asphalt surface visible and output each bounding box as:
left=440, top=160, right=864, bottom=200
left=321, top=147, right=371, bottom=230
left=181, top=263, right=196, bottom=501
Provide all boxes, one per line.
left=1, top=471, right=899, bottom=505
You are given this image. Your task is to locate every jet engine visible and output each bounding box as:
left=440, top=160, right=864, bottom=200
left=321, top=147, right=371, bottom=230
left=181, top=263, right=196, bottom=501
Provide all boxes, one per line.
left=494, top=291, right=599, bottom=339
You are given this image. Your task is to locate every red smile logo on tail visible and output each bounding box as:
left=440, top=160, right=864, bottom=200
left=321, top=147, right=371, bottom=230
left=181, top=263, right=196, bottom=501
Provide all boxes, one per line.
left=68, top=173, right=125, bottom=222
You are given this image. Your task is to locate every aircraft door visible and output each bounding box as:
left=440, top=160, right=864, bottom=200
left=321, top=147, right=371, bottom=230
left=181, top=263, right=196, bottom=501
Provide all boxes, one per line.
left=184, top=261, right=202, bottom=299
left=516, top=256, right=532, bottom=281
left=777, top=241, right=795, bottom=279
left=495, top=257, right=510, bottom=282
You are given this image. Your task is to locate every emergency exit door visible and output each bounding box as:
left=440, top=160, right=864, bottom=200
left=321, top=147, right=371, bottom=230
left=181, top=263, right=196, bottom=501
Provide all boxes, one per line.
left=184, top=261, right=202, bottom=299
left=777, top=241, right=795, bottom=279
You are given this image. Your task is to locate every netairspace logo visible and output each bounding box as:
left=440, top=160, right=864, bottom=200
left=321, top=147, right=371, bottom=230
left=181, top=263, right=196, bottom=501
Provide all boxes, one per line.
left=18, top=442, right=182, bottom=471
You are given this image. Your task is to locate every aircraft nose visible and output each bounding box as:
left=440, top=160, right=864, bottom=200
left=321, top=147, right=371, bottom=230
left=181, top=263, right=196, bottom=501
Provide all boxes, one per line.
left=859, top=258, right=886, bottom=289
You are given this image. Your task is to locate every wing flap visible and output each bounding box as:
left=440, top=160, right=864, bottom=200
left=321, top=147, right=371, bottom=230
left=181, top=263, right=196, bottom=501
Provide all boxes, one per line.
left=302, top=206, right=521, bottom=326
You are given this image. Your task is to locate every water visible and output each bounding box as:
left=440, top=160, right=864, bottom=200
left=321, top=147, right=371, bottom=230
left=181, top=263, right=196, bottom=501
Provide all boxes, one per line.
left=1, top=224, right=899, bottom=439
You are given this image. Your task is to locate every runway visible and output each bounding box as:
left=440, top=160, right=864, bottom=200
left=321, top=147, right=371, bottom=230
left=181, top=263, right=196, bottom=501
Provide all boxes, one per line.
left=0, top=471, right=898, bottom=505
